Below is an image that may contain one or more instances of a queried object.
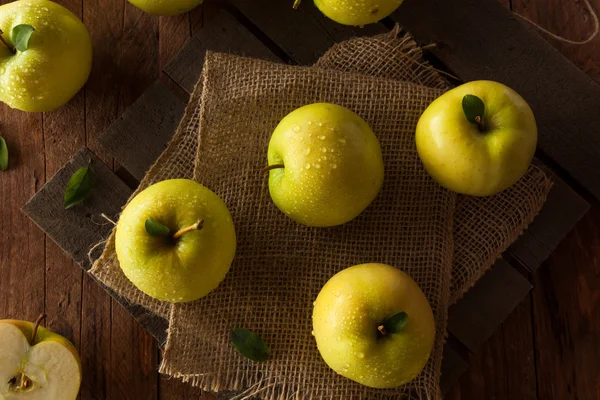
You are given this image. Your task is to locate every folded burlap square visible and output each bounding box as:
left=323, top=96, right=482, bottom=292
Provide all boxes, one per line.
left=90, top=29, right=551, bottom=399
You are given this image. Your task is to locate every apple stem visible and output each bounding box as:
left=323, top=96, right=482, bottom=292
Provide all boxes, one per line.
left=262, top=164, right=285, bottom=174
left=31, top=313, right=46, bottom=346
left=474, top=116, right=485, bottom=132
left=0, top=29, right=15, bottom=53
left=293, top=0, right=302, bottom=9
left=377, top=325, right=388, bottom=336
left=173, top=219, right=204, bottom=240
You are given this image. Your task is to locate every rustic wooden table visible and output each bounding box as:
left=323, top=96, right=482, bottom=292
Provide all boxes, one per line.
left=1, top=0, right=599, bottom=399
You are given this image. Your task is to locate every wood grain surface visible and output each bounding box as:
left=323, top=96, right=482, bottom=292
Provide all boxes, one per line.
left=2, top=1, right=600, bottom=399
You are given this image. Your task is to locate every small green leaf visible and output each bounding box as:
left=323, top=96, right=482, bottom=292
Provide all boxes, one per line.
left=462, top=94, right=485, bottom=125
left=0, top=136, right=8, bottom=171
left=145, top=218, right=170, bottom=237
left=383, top=311, right=408, bottom=334
left=63, top=164, right=93, bottom=209
left=12, top=24, right=35, bottom=52
left=231, top=328, right=270, bottom=362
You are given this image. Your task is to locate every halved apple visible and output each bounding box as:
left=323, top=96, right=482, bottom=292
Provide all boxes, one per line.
left=0, top=319, right=81, bottom=400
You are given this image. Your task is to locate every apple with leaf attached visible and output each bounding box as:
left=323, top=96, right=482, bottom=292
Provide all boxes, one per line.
left=266, top=103, right=384, bottom=227
left=115, top=179, right=236, bottom=303
left=0, top=0, right=92, bottom=112
left=416, top=80, right=537, bottom=196
left=312, top=263, right=435, bottom=388
left=0, top=316, right=81, bottom=400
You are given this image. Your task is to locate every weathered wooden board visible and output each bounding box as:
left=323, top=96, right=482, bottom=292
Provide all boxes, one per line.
left=21, top=147, right=169, bottom=344
left=229, top=0, right=387, bottom=64
left=392, top=0, right=600, bottom=200
left=447, top=258, right=533, bottom=351
left=164, top=9, right=280, bottom=95
left=508, top=175, right=589, bottom=271
left=441, top=346, right=469, bottom=395
left=98, top=81, right=185, bottom=181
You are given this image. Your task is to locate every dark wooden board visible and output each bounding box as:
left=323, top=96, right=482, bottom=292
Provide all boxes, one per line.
left=21, top=147, right=169, bottom=344
left=164, top=9, right=280, bottom=95
left=508, top=175, right=590, bottom=271
left=447, top=258, right=533, bottom=351
left=392, top=0, right=600, bottom=200
left=229, top=0, right=387, bottom=64
left=98, top=81, right=186, bottom=181
left=440, top=346, right=469, bottom=395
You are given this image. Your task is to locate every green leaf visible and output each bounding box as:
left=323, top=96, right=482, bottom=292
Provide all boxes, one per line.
left=231, top=328, right=270, bottom=362
left=382, top=311, right=408, bottom=334
left=462, top=94, right=485, bottom=125
left=145, top=218, right=170, bottom=237
left=63, top=164, right=93, bottom=209
left=0, top=136, right=7, bottom=171
left=12, top=24, right=35, bottom=52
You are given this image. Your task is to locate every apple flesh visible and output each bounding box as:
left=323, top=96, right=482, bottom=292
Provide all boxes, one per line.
left=312, top=263, right=435, bottom=388
left=314, top=0, right=404, bottom=26
left=416, top=80, right=538, bottom=196
left=128, top=0, right=203, bottom=16
left=115, top=179, right=236, bottom=303
left=0, top=320, right=81, bottom=400
left=0, top=0, right=92, bottom=112
left=267, top=103, right=384, bottom=227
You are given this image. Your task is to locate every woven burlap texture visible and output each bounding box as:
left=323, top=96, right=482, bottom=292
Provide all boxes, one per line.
left=89, top=30, right=552, bottom=399
left=158, top=51, right=454, bottom=400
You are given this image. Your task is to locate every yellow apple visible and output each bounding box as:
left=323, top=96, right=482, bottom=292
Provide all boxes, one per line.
left=128, top=0, right=203, bottom=16
left=314, top=0, right=404, bottom=26
left=266, top=103, right=384, bottom=227
left=0, top=319, right=81, bottom=400
left=312, top=263, right=435, bottom=388
left=0, top=0, right=92, bottom=112
left=416, top=80, right=538, bottom=196
left=115, top=179, right=236, bottom=303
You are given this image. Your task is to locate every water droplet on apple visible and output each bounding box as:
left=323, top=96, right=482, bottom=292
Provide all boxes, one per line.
left=338, top=138, right=346, bottom=144
left=314, top=163, right=321, bottom=169
left=333, top=290, right=340, bottom=297
left=292, top=125, right=300, bottom=133
left=342, top=368, right=348, bottom=373
left=304, top=163, right=311, bottom=170
left=311, top=330, right=315, bottom=336
left=304, top=148, right=311, bottom=155
left=332, top=164, right=338, bottom=169
left=320, top=147, right=327, bottom=153
left=307, top=120, right=312, bottom=125
left=356, top=352, right=365, bottom=359
left=317, top=122, right=323, bottom=127
left=0, top=67, right=5, bottom=75
left=318, top=135, right=326, bottom=140
left=347, top=294, right=352, bottom=299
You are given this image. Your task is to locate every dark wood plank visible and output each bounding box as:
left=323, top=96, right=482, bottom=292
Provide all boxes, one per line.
left=447, top=258, right=532, bottom=351
left=42, top=0, right=86, bottom=385
left=446, top=296, right=537, bottom=399
left=508, top=174, right=590, bottom=271
left=164, top=9, right=280, bottom=95
left=531, top=205, right=600, bottom=400
left=440, top=346, right=469, bottom=395
left=513, top=0, right=600, bottom=83
left=229, top=0, right=387, bottom=64
left=0, top=92, right=46, bottom=330
left=98, top=81, right=186, bottom=181
left=392, top=0, right=600, bottom=200
left=22, top=148, right=131, bottom=271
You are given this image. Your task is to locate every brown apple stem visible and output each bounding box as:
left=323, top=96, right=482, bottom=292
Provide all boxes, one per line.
left=173, top=219, right=204, bottom=240
left=377, top=325, right=388, bottom=336
left=0, top=29, right=15, bottom=53
left=293, top=0, right=302, bottom=9
left=31, top=313, right=46, bottom=346
left=474, top=115, right=485, bottom=132
left=262, top=164, right=285, bottom=174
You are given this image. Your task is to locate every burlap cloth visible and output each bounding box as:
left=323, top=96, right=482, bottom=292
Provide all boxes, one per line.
left=91, top=30, right=552, bottom=399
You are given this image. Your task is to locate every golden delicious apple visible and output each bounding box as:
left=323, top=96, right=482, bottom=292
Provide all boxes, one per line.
left=0, top=0, right=92, bottom=112
left=0, top=318, right=81, bottom=400
left=128, top=0, right=203, bottom=16
left=266, top=103, right=384, bottom=227
left=314, top=0, right=404, bottom=26
left=416, top=80, right=537, bottom=196
left=312, top=263, right=435, bottom=388
left=115, top=179, right=236, bottom=303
